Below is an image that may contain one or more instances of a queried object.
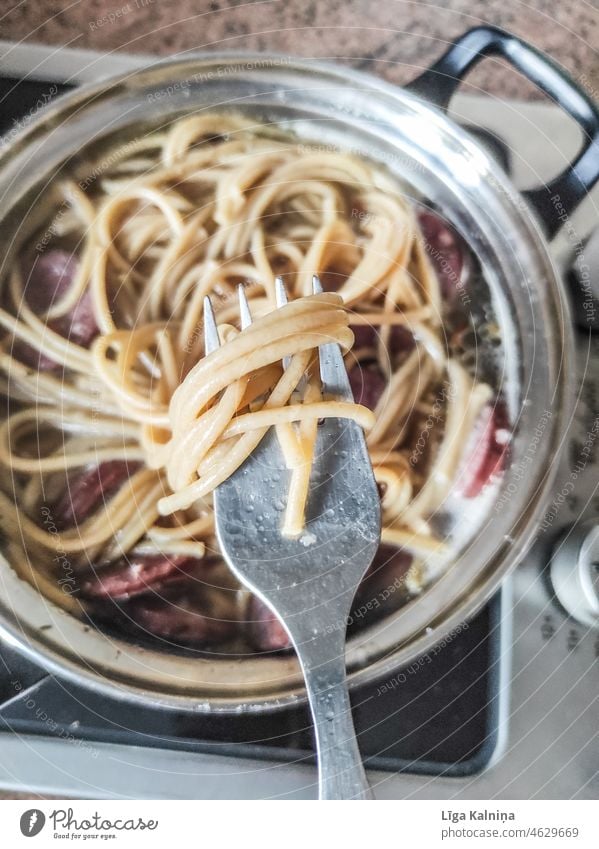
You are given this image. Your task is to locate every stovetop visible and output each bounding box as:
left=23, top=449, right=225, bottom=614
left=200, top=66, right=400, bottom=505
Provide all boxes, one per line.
left=0, top=41, right=596, bottom=799
left=0, top=597, right=502, bottom=778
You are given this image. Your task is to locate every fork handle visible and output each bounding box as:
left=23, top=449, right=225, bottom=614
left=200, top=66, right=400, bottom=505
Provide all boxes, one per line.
left=303, top=661, right=374, bottom=800
left=288, top=615, right=374, bottom=800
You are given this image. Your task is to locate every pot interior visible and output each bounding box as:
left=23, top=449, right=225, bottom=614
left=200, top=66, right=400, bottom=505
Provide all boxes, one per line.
left=0, top=56, right=568, bottom=710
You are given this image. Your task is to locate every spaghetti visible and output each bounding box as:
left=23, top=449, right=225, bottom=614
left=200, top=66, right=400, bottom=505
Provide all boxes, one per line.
left=0, top=113, right=497, bottom=648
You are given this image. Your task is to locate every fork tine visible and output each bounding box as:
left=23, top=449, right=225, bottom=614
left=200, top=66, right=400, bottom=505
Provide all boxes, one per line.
left=274, top=277, right=291, bottom=370
left=238, top=284, right=253, bottom=330
left=275, top=276, right=289, bottom=308
left=312, top=275, right=354, bottom=402
left=203, top=295, right=221, bottom=354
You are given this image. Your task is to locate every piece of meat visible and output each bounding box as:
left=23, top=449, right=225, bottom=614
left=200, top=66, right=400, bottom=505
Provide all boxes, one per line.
left=418, top=210, right=468, bottom=300
left=389, top=324, right=416, bottom=356
left=350, top=323, right=415, bottom=356
left=56, top=288, right=98, bottom=349
left=350, top=323, right=378, bottom=349
left=15, top=249, right=99, bottom=370
left=321, top=274, right=344, bottom=292
left=22, top=250, right=78, bottom=312
left=52, top=460, right=141, bottom=530
left=12, top=338, right=60, bottom=372
left=454, top=402, right=510, bottom=498
left=246, top=595, right=292, bottom=652
left=348, top=362, right=387, bottom=410
left=350, top=544, right=413, bottom=629
left=80, top=555, right=202, bottom=601
left=126, top=592, right=235, bottom=644
left=356, top=544, right=413, bottom=604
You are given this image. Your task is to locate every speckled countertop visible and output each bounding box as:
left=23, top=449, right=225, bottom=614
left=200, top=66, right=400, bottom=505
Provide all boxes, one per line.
left=0, top=0, right=598, bottom=101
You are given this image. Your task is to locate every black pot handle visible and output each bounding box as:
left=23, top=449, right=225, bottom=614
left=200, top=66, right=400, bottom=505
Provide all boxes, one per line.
left=405, top=27, right=599, bottom=239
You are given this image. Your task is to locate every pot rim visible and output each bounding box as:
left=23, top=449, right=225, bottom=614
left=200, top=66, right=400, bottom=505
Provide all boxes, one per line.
left=0, top=50, right=574, bottom=713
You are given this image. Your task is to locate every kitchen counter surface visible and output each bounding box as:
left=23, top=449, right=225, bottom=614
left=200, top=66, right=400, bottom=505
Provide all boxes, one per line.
left=0, top=0, right=597, bottom=101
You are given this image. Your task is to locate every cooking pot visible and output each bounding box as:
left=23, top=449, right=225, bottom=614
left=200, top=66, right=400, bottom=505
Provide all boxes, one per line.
left=0, top=27, right=596, bottom=711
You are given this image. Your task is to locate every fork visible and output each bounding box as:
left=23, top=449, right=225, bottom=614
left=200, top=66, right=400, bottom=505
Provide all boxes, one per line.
left=206, top=276, right=381, bottom=800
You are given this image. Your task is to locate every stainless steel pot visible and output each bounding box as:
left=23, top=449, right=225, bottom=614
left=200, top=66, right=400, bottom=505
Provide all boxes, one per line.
left=0, top=27, right=596, bottom=712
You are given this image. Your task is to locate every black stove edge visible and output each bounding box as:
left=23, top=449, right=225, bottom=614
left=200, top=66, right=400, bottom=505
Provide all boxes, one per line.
left=0, top=590, right=506, bottom=778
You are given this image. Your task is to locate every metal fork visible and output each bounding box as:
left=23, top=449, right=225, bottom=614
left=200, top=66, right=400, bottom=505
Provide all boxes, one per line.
left=206, top=276, right=381, bottom=800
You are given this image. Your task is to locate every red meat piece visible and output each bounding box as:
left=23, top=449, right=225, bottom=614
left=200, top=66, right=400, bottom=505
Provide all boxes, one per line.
left=80, top=555, right=201, bottom=601
left=126, top=592, right=234, bottom=644
left=52, top=460, right=140, bottom=530
left=455, top=402, right=509, bottom=498
left=351, top=544, right=413, bottom=623
left=15, top=250, right=98, bottom=370
left=348, top=362, right=387, bottom=410
left=350, top=323, right=415, bottom=356
left=247, top=595, right=292, bottom=652
left=418, top=210, right=467, bottom=300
